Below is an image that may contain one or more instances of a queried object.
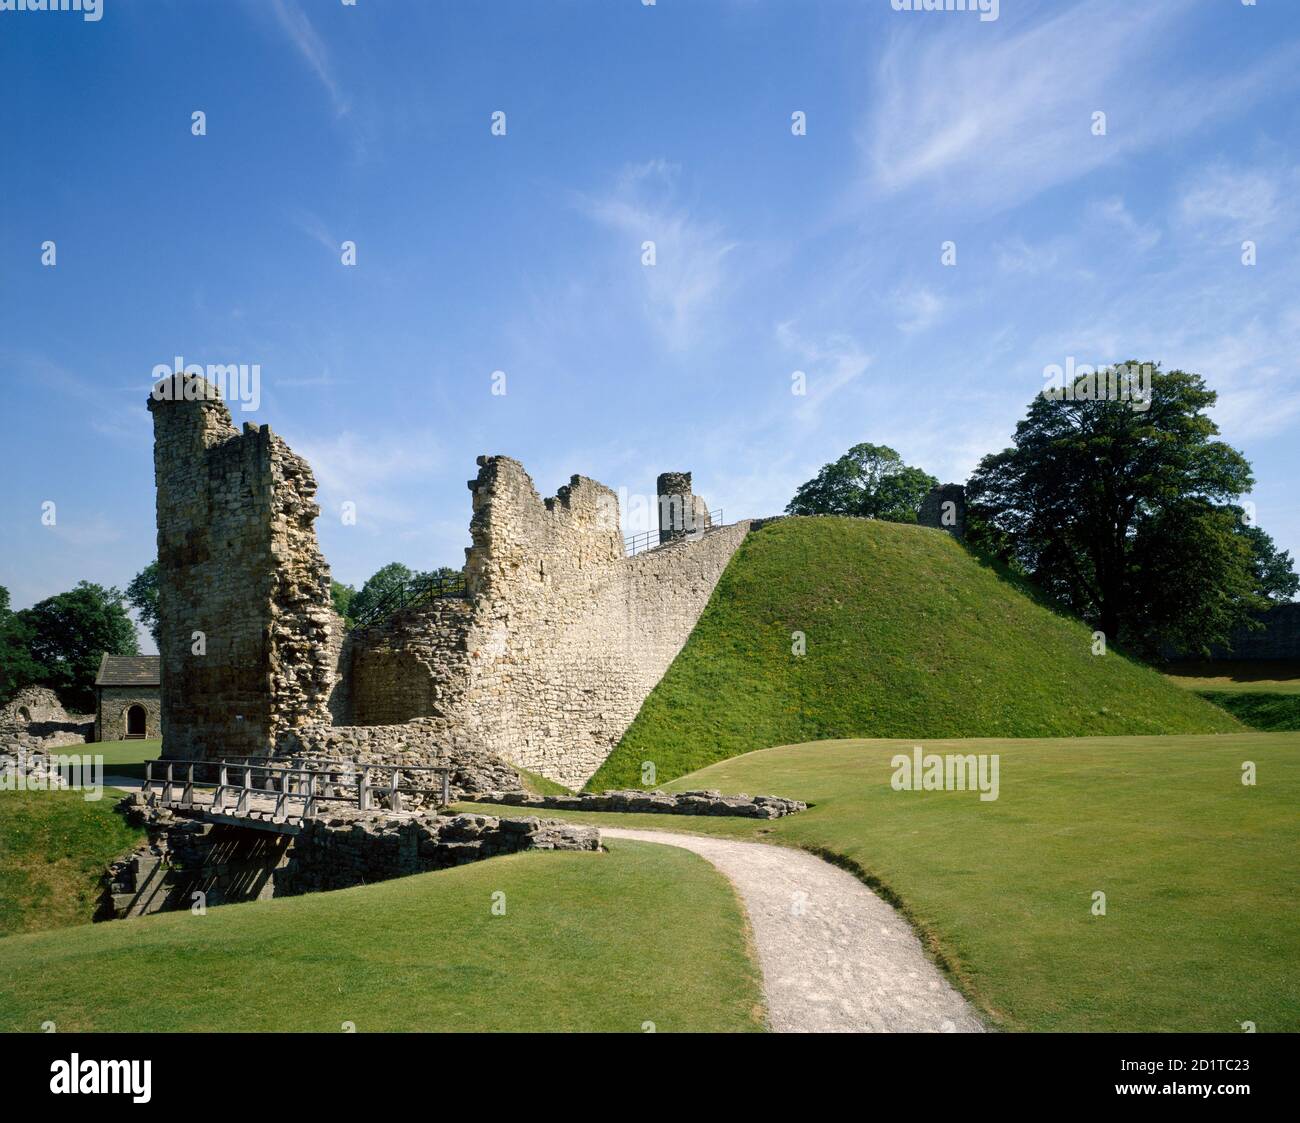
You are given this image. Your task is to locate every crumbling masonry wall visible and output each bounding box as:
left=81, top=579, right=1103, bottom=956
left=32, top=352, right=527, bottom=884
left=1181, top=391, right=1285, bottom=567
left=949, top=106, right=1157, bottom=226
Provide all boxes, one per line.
left=149, top=376, right=335, bottom=760
left=339, top=458, right=752, bottom=788
left=152, top=381, right=749, bottom=787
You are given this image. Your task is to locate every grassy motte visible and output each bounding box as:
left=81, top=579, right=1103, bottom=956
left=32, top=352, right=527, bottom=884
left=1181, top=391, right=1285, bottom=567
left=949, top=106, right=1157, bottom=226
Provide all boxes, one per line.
left=475, top=732, right=1300, bottom=1032
left=591, top=517, right=1239, bottom=789
left=516, top=766, right=572, bottom=796
left=0, top=841, right=763, bottom=1032
left=0, top=790, right=144, bottom=936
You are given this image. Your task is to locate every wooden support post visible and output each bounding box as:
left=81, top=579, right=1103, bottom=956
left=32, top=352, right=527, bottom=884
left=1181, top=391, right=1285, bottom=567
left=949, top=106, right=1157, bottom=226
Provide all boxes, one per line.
left=143, top=759, right=154, bottom=799
left=305, top=772, right=317, bottom=819
left=183, top=763, right=194, bottom=808
left=238, top=766, right=251, bottom=816
left=389, top=768, right=402, bottom=814
left=359, top=768, right=371, bottom=812
left=166, top=760, right=175, bottom=803
left=214, top=763, right=227, bottom=812
left=441, top=769, right=450, bottom=808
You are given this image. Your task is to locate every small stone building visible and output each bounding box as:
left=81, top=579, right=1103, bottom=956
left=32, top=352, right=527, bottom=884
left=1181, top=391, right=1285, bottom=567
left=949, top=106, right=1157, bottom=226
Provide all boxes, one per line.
left=95, top=655, right=161, bottom=742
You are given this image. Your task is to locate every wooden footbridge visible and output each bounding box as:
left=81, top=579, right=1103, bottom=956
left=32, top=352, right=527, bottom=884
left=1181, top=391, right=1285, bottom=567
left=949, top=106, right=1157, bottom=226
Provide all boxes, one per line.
left=141, top=757, right=453, bottom=834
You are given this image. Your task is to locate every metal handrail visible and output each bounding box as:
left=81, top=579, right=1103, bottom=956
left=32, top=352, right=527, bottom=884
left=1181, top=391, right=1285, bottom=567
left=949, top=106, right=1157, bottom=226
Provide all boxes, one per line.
left=625, top=508, right=723, bottom=557
left=349, top=570, right=468, bottom=632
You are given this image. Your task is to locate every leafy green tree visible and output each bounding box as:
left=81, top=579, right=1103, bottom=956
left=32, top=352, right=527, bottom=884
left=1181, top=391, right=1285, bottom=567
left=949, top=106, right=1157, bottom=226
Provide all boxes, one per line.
left=125, top=561, right=160, bottom=645
left=348, top=563, right=417, bottom=625
left=347, top=564, right=463, bottom=627
left=786, top=443, right=937, bottom=522
left=1231, top=513, right=1300, bottom=604
left=19, top=582, right=139, bottom=711
left=0, top=587, right=44, bottom=704
left=966, top=363, right=1295, bottom=657
left=331, top=580, right=357, bottom=625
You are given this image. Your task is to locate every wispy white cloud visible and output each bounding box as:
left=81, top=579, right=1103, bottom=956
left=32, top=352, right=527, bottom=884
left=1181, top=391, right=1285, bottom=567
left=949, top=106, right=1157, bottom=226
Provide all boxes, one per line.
left=1087, top=196, right=1161, bottom=252
left=267, top=0, right=350, bottom=118
left=775, top=322, right=873, bottom=424
left=579, top=160, right=737, bottom=351
left=1177, top=163, right=1288, bottom=236
left=290, top=208, right=339, bottom=255
left=864, top=0, right=1295, bottom=214
left=891, top=284, right=944, bottom=335
left=291, top=430, right=442, bottom=531
left=996, top=236, right=1061, bottom=276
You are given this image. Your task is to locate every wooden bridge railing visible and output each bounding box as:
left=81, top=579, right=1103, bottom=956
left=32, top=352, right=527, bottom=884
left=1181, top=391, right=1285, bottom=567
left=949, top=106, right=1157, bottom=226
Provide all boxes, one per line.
left=142, top=757, right=452, bottom=822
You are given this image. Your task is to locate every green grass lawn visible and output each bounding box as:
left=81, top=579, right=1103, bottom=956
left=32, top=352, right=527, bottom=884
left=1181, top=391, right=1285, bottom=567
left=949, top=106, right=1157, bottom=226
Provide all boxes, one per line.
left=1164, top=662, right=1300, bottom=731
left=591, top=518, right=1239, bottom=790
left=92, top=737, right=162, bottom=780
left=516, top=765, right=572, bottom=796
left=1164, top=661, right=1300, bottom=695
left=0, top=841, right=763, bottom=1033
left=0, top=790, right=144, bottom=936
left=1197, top=691, right=1300, bottom=732
left=476, top=732, right=1300, bottom=1032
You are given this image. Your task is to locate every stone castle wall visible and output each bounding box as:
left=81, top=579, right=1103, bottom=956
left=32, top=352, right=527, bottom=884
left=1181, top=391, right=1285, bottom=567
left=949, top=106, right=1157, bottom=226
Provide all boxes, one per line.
left=151, top=384, right=749, bottom=787
left=149, top=376, right=334, bottom=760
left=340, top=457, right=751, bottom=788
left=1171, top=602, right=1300, bottom=662
left=442, top=457, right=751, bottom=787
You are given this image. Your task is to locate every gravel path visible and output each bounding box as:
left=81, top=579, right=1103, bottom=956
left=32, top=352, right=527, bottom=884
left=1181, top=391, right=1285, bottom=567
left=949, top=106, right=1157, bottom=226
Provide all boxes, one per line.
left=602, top=827, right=985, bottom=1033
left=104, top=775, right=144, bottom=792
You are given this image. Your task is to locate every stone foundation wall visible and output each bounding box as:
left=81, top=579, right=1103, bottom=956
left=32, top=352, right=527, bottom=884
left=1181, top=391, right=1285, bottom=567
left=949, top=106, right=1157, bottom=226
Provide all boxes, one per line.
left=105, top=798, right=599, bottom=918
left=0, top=686, right=74, bottom=724
left=1, top=722, right=92, bottom=755
left=286, top=811, right=600, bottom=894
left=1170, top=602, right=1300, bottom=662
left=477, top=788, right=807, bottom=819
left=274, top=718, right=525, bottom=801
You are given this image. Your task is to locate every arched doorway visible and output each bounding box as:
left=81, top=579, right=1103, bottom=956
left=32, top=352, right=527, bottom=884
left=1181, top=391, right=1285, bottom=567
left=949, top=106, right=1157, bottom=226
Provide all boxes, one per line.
left=17, top=707, right=31, bottom=723
left=125, top=704, right=147, bottom=739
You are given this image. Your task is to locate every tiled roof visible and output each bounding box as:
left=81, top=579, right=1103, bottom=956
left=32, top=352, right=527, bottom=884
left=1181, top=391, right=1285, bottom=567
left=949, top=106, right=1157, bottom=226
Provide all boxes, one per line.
left=95, top=654, right=161, bottom=687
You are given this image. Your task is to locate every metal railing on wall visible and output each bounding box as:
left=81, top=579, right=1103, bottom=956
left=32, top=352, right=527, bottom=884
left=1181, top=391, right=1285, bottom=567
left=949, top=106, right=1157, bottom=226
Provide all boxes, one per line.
left=348, top=570, right=467, bottom=632
left=624, top=508, right=723, bottom=557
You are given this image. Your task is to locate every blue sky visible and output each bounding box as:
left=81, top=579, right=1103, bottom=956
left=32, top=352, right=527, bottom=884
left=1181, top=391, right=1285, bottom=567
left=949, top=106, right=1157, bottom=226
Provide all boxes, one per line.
left=2, top=0, right=1299, bottom=653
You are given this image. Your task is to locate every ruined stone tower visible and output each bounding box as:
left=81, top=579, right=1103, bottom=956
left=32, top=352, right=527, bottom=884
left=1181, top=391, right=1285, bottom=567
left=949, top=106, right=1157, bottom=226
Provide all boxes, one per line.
left=918, top=483, right=967, bottom=539
left=148, top=375, right=335, bottom=759
left=656, top=471, right=710, bottom=544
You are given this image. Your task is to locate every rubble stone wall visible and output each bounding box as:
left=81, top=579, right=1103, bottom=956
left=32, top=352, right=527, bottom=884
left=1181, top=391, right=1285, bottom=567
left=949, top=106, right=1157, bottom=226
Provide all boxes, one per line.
left=452, top=457, right=751, bottom=788
left=105, top=798, right=599, bottom=918
left=0, top=686, right=73, bottom=724
left=477, top=787, right=807, bottom=819
left=152, top=384, right=750, bottom=788
left=149, top=376, right=334, bottom=761
left=918, top=483, right=967, bottom=538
